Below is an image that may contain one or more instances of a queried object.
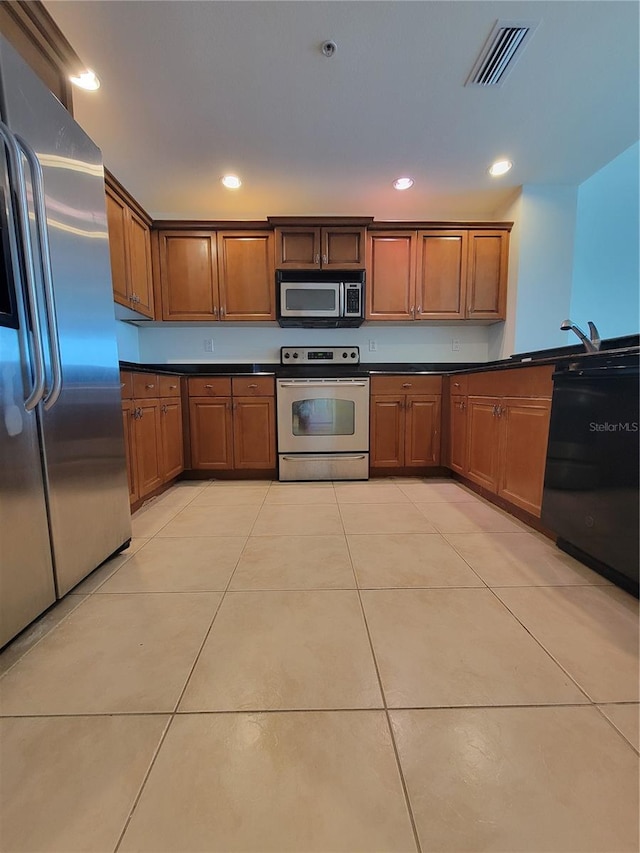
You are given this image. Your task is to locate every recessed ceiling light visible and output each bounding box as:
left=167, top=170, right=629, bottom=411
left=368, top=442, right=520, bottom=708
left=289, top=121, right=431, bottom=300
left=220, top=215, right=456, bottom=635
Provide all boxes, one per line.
left=489, top=159, right=513, bottom=177
left=69, top=69, right=100, bottom=91
left=221, top=175, right=242, bottom=189
left=393, top=177, right=414, bottom=191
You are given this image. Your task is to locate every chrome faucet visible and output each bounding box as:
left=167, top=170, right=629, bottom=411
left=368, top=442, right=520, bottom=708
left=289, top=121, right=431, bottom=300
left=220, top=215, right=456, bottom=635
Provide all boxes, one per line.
left=560, top=319, right=601, bottom=353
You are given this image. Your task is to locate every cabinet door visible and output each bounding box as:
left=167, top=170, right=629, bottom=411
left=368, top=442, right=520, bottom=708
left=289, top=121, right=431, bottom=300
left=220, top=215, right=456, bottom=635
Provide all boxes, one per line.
left=128, top=210, right=154, bottom=318
left=275, top=227, right=320, bottom=268
left=217, top=231, right=275, bottom=320
left=366, top=232, right=416, bottom=320
left=370, top=395, right=405, bottom=467
left=466, top=396, right=500, bottom=491
left=449, top=395, right=468, bottom=474
left=321, top=227, right=366, bottom=269
left=158, top=231, right=219, bottom=320
left=498, top=398, right=551, bottom=517
left=406, top=395, right=441, bottom=466
left=122, top=400, right=138, bottom=503
left=134, top=399, right=163, bottom=497
left=466, top=230, right=509, bottom=320
left=160, top=400, right=184, bottom=482
left=233, top=397, right=276, bottom=469
left=105, top=187, right=130, bottom=307
left=189, top=397, right=233, bottom=469
left=416, top=231, right=467, bottom=319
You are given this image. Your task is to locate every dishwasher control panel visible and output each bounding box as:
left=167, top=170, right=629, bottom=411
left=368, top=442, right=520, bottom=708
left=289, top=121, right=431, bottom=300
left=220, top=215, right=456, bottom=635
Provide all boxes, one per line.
left=280, top=346, right=360, bottom=363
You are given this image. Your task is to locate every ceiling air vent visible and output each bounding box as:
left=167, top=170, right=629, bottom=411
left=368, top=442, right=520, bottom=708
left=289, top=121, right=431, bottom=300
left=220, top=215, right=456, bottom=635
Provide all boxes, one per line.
left=466, top=20, right=539, bottom=87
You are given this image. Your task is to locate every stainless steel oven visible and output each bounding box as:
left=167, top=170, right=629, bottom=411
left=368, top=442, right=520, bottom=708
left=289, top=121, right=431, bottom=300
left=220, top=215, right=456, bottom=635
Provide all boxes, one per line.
left=276, top=347, right=369, bottom=480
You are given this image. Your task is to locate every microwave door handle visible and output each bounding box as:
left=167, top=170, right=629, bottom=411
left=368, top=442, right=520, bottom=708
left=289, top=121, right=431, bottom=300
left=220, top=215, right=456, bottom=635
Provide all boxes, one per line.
left=16, top=135, right=63, bottom=411
left=338, top=281, right=345, bottom=317
left=0, top=122, right=47, bottom=411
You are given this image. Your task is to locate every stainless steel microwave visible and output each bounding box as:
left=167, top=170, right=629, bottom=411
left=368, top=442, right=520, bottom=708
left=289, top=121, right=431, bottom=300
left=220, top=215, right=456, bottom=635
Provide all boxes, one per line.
left=277, top=270, right=365, bottom=327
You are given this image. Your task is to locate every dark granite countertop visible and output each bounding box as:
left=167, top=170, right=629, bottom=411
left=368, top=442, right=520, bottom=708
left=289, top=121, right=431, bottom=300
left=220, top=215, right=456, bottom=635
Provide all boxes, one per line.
left=119, top=334, right=638, bottom=378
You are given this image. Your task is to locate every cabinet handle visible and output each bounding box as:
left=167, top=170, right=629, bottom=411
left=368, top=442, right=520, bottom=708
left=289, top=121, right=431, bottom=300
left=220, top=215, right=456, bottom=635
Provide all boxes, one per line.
left=120, top=382, right=125, bottom=388
left=205, top=384, right=213, bottom=389
left=145, top=384, right=155, bottom=390
left=407, top=400, right=412, bottom=408
left=213, top=306, right=219, bottom=319
left=410, top=305, right=415, bottom=317
left=453, top=382, right=461, bottom=388
left=402, top=383, right=412, bottom=388
left=417, top=305, right=422, bottom=315
left=248, top=383, right=258, bottom=389
left=314, top=253, right=320, bottom=264
left=322, top=254, right=327, bottom=264
left=169, top=384, right=177, bottom=390
left=220, top=306, right=225, bottom=318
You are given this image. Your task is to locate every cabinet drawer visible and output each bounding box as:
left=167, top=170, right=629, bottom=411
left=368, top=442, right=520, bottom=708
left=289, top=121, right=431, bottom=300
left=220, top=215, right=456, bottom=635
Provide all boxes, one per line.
left=133, top=373, right=160, bottom=398
left=232, top=376, right=274, bottom=397
left=370, top=374, right=442, bottom=395
left=467, top=365, right=554, bottom=398
left=188, top=376, right=232, bottom=397
left=159, top=375, right=181, bottom=397
left=448, top=374, right=469, bottom=395
left=120, top=371, right=134, bottom=400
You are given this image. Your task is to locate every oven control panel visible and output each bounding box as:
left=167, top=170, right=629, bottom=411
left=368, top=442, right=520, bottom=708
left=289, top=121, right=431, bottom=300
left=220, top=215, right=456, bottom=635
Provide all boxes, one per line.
left=280, top=346, right=360, bottom=363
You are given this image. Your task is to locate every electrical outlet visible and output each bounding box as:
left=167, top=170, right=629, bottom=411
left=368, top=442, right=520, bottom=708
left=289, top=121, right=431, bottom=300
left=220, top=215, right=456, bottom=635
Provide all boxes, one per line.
left=368, top=340, right=377, bottom=352
left=203, top=338, right=214, bottom=353
left=451, top=339, right=461, bottom=352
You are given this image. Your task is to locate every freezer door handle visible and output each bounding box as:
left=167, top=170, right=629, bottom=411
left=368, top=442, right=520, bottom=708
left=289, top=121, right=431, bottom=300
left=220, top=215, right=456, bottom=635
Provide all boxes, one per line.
left=16, top=134, right=63, bottom=411
left=0, top=120, right=47, bottom=410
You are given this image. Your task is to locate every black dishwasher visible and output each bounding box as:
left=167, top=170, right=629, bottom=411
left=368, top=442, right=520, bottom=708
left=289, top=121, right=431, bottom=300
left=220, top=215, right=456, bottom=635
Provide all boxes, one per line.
left=541, top=356, right=639, bottom=596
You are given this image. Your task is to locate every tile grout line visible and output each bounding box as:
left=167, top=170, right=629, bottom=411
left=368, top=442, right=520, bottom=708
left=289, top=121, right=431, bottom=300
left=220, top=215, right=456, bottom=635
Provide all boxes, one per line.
left=113, top=477, right=260, bottom=852
left=480, top=586, right=597, bottom=706
left=339, top=500, right=423, bottom=853
left=591, top=704, right=640, bottom=756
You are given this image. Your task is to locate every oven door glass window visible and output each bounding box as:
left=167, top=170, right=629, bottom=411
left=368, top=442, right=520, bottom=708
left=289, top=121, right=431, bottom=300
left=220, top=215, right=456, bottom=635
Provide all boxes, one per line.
left=292, top=398, right=355, bottom=436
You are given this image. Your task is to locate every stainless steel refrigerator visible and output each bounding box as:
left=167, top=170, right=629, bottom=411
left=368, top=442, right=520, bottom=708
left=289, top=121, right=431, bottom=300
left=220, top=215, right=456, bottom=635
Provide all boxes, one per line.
left=0, top=35, right=131, bottom=647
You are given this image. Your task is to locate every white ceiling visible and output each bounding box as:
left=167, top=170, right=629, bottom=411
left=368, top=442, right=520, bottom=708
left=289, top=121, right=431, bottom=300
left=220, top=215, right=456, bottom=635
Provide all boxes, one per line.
left=45, top=0, right=639, bottom=221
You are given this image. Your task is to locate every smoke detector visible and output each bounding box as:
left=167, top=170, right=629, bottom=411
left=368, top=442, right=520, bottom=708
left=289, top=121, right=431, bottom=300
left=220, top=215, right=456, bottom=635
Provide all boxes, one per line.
left=321, top=40, right=337, bottom=58
left=466, top=20, right=539, bottom=87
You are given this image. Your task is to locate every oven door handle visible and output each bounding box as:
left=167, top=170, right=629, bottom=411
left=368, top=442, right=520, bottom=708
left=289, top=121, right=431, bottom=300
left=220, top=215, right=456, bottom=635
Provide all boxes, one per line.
left=281, top=455, right=367, bottom=461
left=278, top=381, right=368, bottom=388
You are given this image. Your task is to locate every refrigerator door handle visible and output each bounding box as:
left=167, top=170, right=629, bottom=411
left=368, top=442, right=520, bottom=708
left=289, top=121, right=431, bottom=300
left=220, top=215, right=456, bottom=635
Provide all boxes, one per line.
left=15, top=134, right=63, bottom=411
left=0, top=120, right=47, bottom=410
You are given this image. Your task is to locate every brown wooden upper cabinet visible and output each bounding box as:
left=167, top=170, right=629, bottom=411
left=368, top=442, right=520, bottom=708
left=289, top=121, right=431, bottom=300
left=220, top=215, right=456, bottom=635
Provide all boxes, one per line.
left=157, top=229, right=275, bottom=321
left=366, top=228, right=509, bottom=322
left=106, top=185, right=154, bottom=318
left=275, top=226, right=366, bottom=270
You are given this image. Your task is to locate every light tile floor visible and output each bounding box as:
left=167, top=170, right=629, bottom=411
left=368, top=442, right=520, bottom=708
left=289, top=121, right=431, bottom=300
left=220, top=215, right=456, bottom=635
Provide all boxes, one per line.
left=1, top=478, right=638, bottom=853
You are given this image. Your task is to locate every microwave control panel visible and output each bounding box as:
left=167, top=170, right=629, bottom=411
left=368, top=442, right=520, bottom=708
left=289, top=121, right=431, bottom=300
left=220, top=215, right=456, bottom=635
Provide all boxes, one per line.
left=280, top=346, right=360, bottom=364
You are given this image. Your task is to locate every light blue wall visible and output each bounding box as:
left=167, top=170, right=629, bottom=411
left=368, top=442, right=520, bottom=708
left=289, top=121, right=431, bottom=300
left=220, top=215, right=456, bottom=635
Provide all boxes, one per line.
left=571, top=141, right=639, bottom=338
left=512, top=185, right=577, bottom=354
left=115, top=320, right=140, bottom=362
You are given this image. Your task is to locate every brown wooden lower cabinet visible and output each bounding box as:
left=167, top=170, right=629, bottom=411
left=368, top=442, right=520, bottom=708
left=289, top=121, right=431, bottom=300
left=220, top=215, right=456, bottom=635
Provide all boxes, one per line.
left=445, top=367, right=553, bottom=518
left=448, top=395, right=467, bottom=474
left=233, top=397, right=276, bottom=469
left=370, top=375, right=442, bottom=469
left=498, top=397, right=552, bottom=515
left=189, top=397, right=234, bottom=469
left=160, top=399, right=185, bottom=480
left=466, top=396, right=501, bottom=491
left=188, top=376, right=275, bottom=471
left=120, top=372, right=184, bottom=505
